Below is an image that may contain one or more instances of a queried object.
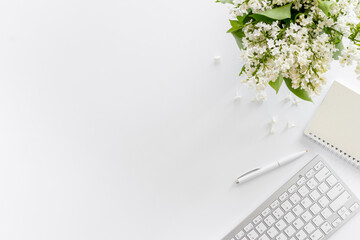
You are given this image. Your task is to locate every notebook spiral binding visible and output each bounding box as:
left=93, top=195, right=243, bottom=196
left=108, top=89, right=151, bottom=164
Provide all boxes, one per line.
left=306, top=132, right=360, bottom=169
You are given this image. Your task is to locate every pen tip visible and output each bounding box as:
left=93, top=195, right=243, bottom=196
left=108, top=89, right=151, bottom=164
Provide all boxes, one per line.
left=235, top=181, right=239, bottom=184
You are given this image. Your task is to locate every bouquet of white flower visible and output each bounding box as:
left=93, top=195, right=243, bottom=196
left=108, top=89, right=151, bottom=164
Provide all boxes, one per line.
left=218, top=0, right=360, bottom=101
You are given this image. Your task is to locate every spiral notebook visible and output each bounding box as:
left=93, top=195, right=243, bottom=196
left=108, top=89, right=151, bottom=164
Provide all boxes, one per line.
left=305, top=81, right=360, bottom=168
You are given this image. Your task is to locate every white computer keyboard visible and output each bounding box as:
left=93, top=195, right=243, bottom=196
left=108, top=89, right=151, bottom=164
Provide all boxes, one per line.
left=223, top=155, right=360, bottom=240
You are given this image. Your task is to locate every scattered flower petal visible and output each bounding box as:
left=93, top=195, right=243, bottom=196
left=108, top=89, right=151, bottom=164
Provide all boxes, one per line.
left=285, top=93, right=292, bottom=102
left=293, top=98, right=300, bottom=106
left=271, top=116, right=277, bottom=124
left=253, top=91, right=267, bottom=102
left=287, top=121, right=296, bottom=129
left=234, top=91, right=242, bottom=101
left=270, top=126, right=276, bottom=134
left=214, top=56, right=221, bottom=63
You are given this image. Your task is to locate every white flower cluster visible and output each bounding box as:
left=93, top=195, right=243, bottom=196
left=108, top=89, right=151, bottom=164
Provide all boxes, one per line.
left=230, top=0, right=360, bottom=97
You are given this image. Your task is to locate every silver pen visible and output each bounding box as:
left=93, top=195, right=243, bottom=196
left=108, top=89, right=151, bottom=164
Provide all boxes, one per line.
left=236, top=150, right=308, bottom=184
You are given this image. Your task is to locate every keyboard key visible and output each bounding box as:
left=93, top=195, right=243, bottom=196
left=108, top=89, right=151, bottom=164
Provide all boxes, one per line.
left=279, top=192, right=288, bottom=202
left=259, top=235, right=270, bottom=240
left=235, top=230, right=244, bottom=239
left=310, top=229, right=324, bottom=240
left=293, top=204, right=304, bottom=216
left=264, top=215, right=275, bottom=226
left=275, top=219, right=287, bottom=231
left=330, top=191, right=351, bottom=211
left=293, top=218, right=304, bottom=229
left=321, top=222, right=333, bottom=234
left=318, top=196, right=330, bottom=208
left=321, top=208, right=332, bottom=219
left=301, top=210, right=313, bottom=222
left=262, top=208, right=271, bottom=217
left=310, top=203, right=321, bottom=215
left=253, top=215, right=262, bottom=225
left=309, top=190, right=321, bottom=201
left=288, top=185, right=297, bottom=194
left=301, top=197, right=312, bottom=209
left=313, top=215, right=324, bottom=226
left=267, top=226, right=278, bottom=238
left=256, top=223, right=267, bottom=235
left=281, top=200, right=292, bottom=212
left=338, top=206, right=348, bottom=216
left=306, top=169, right=316, bottom=178
left=276, top=233, right=287, bottom=240
left=342, top=210, right=350, bottom=220
left=295, top=230, right=307, bottom=240
left=327, top=183, right=344, bottom=200
left=338, top=207, right=350, bottom=219
left=290, top=193, right=301, bottom=204
left=284, top=225, right=295, bottom=237
left=304, top=222, right=316, bottom=234
left=326, top=175, right=338, bottom=187
left=297, top=177, right=306, bottom=186
left=306, top=178, right=317, bottom=190
left=247, top=230, right=258, bottom=240
left=271, top=200, right=280, bottom=209
left=350, top=203, right=359, bottom=212
left=244, top=223, right=253, bottom=232
left=315, top=167, right=330, bottom=182
left=273, top=208, right=284, bottom=219
left=318, top=182, right=329, bottom=194
left=235, top=230, right=245, bottom=239
left=298, top=185, right=309, bottom=197
left=332, top=218, right=341, bottom=227
left=284, top=212, right=295, bottom=223
left=314, top=161, right=324, bottom=170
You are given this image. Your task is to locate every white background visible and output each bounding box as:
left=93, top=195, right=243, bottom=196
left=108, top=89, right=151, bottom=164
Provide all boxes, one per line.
left=0, top=0, right=360, bottom=239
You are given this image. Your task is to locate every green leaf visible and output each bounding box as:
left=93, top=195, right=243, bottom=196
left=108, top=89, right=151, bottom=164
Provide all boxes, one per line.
left=232, top=30, right=245, bottom=49
left=269, top=73, right=284, bottom=94
left=250, top=14, right=277, bottom=23
left=236, top=15, right=247, bottom=23
left=284, top=78, right=313, bottom=102
left=227, top=20, right=243, bottom=33
left=239, top=65, right=246, bottom=76
left=318, top=0, right=333, bottom=16
left=227, top=15, right=249, bottom=33
left=215, top=0, right=233, bottom=4
left=333, top=41, right=344, bottom=60
left=251, top=3, right=292, bottom=20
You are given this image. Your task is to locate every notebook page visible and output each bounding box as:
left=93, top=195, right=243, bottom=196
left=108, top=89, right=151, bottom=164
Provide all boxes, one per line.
left=305, top=81, right=360, bottom=163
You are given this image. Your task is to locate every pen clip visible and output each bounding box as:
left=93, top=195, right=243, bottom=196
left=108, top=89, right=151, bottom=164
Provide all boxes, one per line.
left=237, top=167, right=261, bottom=180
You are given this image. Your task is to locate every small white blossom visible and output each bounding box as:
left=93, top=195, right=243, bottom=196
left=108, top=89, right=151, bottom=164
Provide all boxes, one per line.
left=270, top=126, right=276, bottom=134
left=234, top=91, right=242, bottom=100
left=285, top=93, right=292, bottom=102
left=271, top=116, right=277, bottom=124
left=253, top=91, right=267, bottom=102
left=214, top=56, right=221, bottom=63
left=287, top=121, right=296, bottom=129
left=293, top=98, right=301, bottom=106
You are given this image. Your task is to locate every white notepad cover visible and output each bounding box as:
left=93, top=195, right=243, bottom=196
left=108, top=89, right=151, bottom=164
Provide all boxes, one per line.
left=305, top=81, right=360, bottom=167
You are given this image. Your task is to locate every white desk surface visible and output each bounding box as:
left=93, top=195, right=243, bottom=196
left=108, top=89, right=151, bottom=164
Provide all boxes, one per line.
left=0, top=1, right=360, bottom=239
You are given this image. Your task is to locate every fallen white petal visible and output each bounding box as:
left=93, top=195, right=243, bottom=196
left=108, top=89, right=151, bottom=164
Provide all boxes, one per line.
left=214, top=56, right=221, bottom=63
left=287, top=121, right=296, bottom=128
left=272, top=116, right=277, bottom=123
left=270, top=126, right=275, bottom=134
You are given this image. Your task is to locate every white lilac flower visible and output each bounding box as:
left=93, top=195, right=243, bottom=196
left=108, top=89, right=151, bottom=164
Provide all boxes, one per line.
left=224, top=0, right=360, bottom=100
